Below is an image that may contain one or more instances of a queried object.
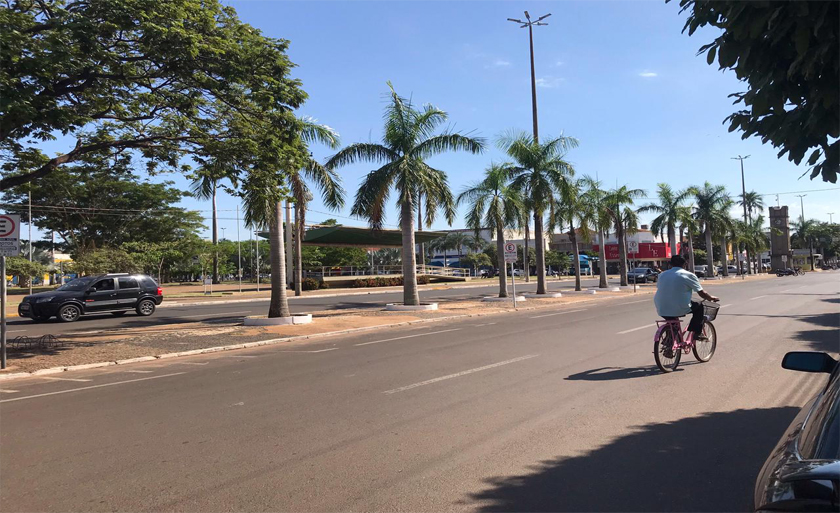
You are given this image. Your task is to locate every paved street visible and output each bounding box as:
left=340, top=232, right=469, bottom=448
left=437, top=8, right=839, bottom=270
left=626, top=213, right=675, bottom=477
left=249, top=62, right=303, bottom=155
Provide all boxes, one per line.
left=7, top=276, right=619, bottom=338
left=1, top=273, right=837, bottom=512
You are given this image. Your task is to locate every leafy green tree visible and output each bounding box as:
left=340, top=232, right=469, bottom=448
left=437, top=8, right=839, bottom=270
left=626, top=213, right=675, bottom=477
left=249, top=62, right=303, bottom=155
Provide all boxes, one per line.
left=673, top=0, right=839, bottom=182
left=550, top=178, right=592, bottom=291
left=69, top=248, right=138, bottom=275
left=638, top=184, right=693, bottom=256
left=371, top=248, right=401, bottom=267
left=326, top=83, right=484, bottom=306
left=604, top=185, right=646, bottom=286
left=5, top=257, right=48, bottom=288
left=2, top=152, right=204, bottom=254
left=545, top=250, right=572, bottom=274
left=458, top=163, right=523, bottom=297
left=190, top=166, right=236, bottom=284
left=792, top=218, right=819, bottom=271
left=320, top=247, right=369, bottom=268
left=0, top=0, right=306, bottom=190
left=460, top=252, right=492, bottom=275
left=677, top=205, right=699, bottom=271
left=498, top=130, right=577, bottom=295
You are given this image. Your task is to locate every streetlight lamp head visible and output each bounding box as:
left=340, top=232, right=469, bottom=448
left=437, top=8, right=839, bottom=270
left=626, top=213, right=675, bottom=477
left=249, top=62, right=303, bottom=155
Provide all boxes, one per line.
left=507, top=18, right=524, bottom=23
left=536, top=13, right=552, bottom=21
left=524, top=10, right=531, bottom=20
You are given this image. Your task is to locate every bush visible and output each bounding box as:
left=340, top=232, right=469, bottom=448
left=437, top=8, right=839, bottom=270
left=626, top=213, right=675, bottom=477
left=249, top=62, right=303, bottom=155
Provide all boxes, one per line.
left=302, top=277, right=321, bottom=291
left=417, top=275, right=431, bottom=285
left=351, top=275, right=431, bottom=288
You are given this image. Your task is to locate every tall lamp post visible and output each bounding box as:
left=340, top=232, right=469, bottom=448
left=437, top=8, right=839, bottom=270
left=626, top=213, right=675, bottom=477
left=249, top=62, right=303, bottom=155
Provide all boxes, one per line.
left=732, top=155, right=750, bottom=274
left=796, top=194, right=814, bottom=271
left=508, top=10, right=550, bottom=285
left=827, top=212, right=834, bottom=224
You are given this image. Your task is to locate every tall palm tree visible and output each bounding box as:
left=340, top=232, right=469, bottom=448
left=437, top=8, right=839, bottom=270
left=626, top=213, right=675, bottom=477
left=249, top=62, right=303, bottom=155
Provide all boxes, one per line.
left=604, top=185, right=646, bottom=286
left=692, top=182, right=730, bottom=277
left=190, top=166, right=231, bottom=284
left=464, top=234, right=487, bottom=254
left=792, top=218, right=818, bottom=271
left=498, top=130, right=578, bottom=295
left=637, top=183, right=692, bottom=257
left=549, top=178, right=591, bottom=291
left=677, top=205, right=698, bottom=271
left=581, top=176, right=612, bottom=288
left=326, top=83, right=484, bottom=306
left=458, top=163, right=523, bottom=297
left=738, top=190, right=764, bottom=274
left=445, top=231, right=470, bottom=265
left=715, top=200, right=736, bottom=277
left=290, top=120, right=343, bottom=296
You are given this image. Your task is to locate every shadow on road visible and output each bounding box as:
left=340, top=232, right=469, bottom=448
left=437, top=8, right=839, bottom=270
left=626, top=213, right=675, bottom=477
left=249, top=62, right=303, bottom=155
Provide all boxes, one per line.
left=565, top=362, right=701, bottom=381
left=468, top=407, right=798, bottom=512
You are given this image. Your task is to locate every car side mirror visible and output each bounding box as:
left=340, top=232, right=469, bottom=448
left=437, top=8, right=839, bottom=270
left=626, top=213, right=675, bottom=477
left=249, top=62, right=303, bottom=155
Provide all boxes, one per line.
left=87, top=287, right=97, bottom=293
left=782, top=352, right=837, bottom=374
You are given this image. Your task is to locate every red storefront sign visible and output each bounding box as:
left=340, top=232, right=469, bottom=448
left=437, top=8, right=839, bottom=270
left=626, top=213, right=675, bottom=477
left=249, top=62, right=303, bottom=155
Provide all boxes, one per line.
left=591, top=242, right=677, bottom=261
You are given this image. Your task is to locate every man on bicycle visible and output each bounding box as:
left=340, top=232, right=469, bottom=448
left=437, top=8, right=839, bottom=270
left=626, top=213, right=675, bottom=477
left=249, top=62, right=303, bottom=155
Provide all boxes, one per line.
left=654, top=255, right=719, bottom=347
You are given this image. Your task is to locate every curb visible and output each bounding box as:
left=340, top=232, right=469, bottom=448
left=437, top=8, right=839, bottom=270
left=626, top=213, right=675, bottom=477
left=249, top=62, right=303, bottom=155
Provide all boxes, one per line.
left=0, top=289, right=650, bottom=381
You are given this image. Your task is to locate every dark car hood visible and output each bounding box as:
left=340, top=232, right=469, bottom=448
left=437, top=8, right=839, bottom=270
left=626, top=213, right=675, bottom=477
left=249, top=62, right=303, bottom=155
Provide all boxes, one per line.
left=22, top=290, right=81, bottom=302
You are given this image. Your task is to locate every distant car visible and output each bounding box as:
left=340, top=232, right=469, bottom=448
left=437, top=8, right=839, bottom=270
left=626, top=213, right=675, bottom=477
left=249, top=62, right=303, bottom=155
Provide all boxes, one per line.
left=512, top=269, right=525, bottom=277
left=627, top=267, right=658, bottom=283
left=694, top=265, right=712, bottom=278
left=18, top=274, right=163, bottom=322
left=754, top=351, right=839, bottom=512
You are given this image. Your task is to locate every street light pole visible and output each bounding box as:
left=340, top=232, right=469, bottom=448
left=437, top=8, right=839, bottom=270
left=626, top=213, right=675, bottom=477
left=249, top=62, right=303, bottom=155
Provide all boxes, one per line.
left=828, top=212, right=835, bottom=224
left=796, top=194, right=814, bottom=271
left=236, top=205, right=242, bottom=293
left=796, top=194, right=807, bottom=224
left=507, top=11, right=550, bottom=143
left=732, top=155, right=750, bottom=275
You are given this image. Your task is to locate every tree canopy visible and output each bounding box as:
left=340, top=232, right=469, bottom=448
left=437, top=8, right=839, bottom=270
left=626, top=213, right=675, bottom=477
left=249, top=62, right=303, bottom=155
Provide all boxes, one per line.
left=674, top=0, right=839, bottom=182
left=0, top=0, right=307, bottom=190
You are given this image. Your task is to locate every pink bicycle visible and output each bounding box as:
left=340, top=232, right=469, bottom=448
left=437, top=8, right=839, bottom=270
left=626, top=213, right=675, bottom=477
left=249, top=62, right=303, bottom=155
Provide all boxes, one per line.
left=653, top=301, right=719, bottom=373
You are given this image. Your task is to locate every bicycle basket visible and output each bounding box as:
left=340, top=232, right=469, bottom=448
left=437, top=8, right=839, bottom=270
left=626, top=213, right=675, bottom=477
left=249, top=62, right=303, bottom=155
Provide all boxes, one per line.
left=702, top=302, right=720, bottom=321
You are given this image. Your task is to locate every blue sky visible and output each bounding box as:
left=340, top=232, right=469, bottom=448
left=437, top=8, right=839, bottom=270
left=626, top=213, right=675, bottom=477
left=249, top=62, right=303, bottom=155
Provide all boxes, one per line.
left=31, top=1, right=840, bottom=240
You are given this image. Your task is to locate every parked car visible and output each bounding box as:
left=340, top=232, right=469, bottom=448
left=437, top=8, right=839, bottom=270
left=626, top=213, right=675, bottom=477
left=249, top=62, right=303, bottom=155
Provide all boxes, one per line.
left=18, top=274, right=163, bottom=322
left=627, top=267, right=658, bottom=283
left=754, top=351, right=839, bottom=512
left=512, top=269, right=525, bottom=277
left=694, top=265, right=710, bottom=277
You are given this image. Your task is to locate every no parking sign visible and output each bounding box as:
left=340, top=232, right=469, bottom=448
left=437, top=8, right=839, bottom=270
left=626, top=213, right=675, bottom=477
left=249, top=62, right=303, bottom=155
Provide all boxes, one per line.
left=0, top=214, right=21, bottom=257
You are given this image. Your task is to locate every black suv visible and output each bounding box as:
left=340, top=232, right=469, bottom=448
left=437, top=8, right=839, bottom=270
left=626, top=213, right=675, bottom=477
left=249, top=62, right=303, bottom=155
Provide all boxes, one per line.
left=19, top=274, right=163, bottom=322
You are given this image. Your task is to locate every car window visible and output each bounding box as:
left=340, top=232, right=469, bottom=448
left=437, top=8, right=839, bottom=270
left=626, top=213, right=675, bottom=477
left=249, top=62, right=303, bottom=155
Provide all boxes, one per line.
left=57, top=277, right=94, bottom=291
left=118, top=277, right=139, bottom=289
left=800, top=378, right=840, bottom=459
left=92, top=279, right=114, bottom=291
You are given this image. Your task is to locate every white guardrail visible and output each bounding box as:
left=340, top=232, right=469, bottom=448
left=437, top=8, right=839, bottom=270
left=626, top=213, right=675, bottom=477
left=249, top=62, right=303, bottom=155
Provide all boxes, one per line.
left=304, top=265, right=472, bottom=278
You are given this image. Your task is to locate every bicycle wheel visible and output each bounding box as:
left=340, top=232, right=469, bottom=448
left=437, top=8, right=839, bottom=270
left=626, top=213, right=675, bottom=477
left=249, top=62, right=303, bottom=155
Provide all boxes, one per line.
left=654, top=326, right=681, bottom=373
left=693, top=321, right=717, bottom=362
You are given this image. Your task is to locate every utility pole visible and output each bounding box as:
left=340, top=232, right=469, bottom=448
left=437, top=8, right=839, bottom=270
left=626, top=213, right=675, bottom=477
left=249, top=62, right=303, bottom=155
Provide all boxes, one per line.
left=796, top=194, right=807, bottom=224
left=236, top=205, right=242, bottom=293
left=28, top=187, right=32, bottom=294
left=828, top=212, right=834, bottom=224
left=796, top=194, right=814, bottom=271
left=732, top=155, right=750, bottom=275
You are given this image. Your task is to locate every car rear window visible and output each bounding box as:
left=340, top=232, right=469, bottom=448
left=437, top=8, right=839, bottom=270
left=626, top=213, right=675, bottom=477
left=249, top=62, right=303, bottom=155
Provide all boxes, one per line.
left=140, top=277, right=158, bottom=289
left=118, top=277, right=139, bottom=289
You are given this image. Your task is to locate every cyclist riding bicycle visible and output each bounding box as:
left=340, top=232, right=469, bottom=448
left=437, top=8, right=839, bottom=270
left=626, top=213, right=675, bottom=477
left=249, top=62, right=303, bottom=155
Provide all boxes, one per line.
left=654, top=255, right=719, bottom=350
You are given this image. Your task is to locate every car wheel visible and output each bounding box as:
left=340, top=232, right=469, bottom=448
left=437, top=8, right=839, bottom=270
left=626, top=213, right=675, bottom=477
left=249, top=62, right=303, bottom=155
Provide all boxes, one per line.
left=136, top=299, right=156, bottom=316
left=111, top=311, right=127, bottom=317
left=58, top=304, right=81, bottom=323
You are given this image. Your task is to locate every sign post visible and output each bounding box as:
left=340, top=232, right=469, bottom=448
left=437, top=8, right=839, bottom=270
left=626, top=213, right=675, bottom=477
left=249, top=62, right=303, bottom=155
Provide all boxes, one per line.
left=0, top=214, right=22, bottom=369
left=503, top=242, right=518, bottom=308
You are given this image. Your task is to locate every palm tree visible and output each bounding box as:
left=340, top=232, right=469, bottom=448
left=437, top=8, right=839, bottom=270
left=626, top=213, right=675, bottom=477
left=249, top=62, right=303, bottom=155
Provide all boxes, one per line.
left=581, top=176, right=612, bottom=288
left=445, top=231, right=470, bottom=265
left=692, top=182, right=730, bottom=277
left=715, top=200, right=736, bottom=277
left=464, top=234, right=487, bottom=254
left=289, top=120, right=343, bottom=296
left=738, top=190, right=764, bottom=274
left=190, top=167, right=230, bottom=284
left=428, top=235, right=450, bottom=267
left=549, top=178, right=591, bottom=291
left=677, top=205, right=699, bottom=271
left=498, top=130, right=578, bottom=295
left=792, top=218, right=818, bottom=271
left=603, top=185, right=646, bottom=286
left=637, top=184, right=692, bottom=257
left=458, top=163, right=523, bottom=297
left=326, top=83, right=484, bottom=306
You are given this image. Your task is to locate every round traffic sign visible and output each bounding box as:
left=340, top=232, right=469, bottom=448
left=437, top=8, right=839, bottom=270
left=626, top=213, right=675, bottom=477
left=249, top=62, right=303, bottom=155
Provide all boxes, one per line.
left=504, top=242, right=516, bottom=253
left=0, top=215, right=16, bottom=238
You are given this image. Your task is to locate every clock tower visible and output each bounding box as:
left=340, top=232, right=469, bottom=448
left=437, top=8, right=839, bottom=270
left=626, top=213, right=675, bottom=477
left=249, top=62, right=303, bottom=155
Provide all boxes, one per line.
left=769, top=206, right=791, bottom=271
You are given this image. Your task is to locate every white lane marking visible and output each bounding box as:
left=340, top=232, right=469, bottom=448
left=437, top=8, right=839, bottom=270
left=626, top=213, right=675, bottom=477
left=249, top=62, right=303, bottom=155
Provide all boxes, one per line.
left=750, top=295, right=768, bottom=300
left=383, top=354, right=539, bottom=395
left=621, top=299, right=650, bottom=305
left=215, top=354, right=258, bottom=358
left=529, top=308, right=588, bottom=319
left=0, top=373, right=186, bottom=404
left=276, top=348, right=339, bottom=353
left=779, top=288, right=796, bottom=293
left=39, top=377, right=92, bottom=382
left=173, top=362, right=209, bottom=366
left=616, top=323, right=657, bottom=335
left=123, top=370, right=154, bottom=374
left=179, top=310, right=251, bottom=319
left=355, top=328, right=461, bottom=347
left=0, top=389, right=19, bottom=394
left=719, top=304, right=732, bottom=309
left=7, top=330, right=26, bottom=333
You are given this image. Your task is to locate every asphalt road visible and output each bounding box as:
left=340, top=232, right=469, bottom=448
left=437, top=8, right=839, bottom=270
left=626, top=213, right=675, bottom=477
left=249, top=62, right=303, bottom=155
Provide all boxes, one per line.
left=1, top=273, right=837, bottom=512
left=7, top=276, right=621, bottom=338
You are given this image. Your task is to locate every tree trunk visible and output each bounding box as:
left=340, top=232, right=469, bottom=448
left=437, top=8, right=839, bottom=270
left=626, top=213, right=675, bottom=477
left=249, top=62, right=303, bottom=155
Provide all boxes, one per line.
left=705, top=227, right=715, bottom=277
left=268, top=201, right=291, bottom=318
left=809, top=237, right=815, bottom=271
left=720, top=235, right=729, bottom=277
left=745, top=245, right=752, bottom=275
left=570, top=222, right=581, bottom=291
left=496, top=225, right=508, bottom=297
left=687, top=231, right=695, bottom=271
left=617, top=225, right=628, bottom=286
left=668, top=223, right=677, bottom=257
left=294, top=204, right=302, bottom=296
left=534, top=211, right=546, bottom=294
left=598, top=227, right=608, bottom=288
left=524, top=222, right=530, bottom=283
left=401, top=201, right=419, bottom=306
left=212, top=182, right=219, bottom=285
